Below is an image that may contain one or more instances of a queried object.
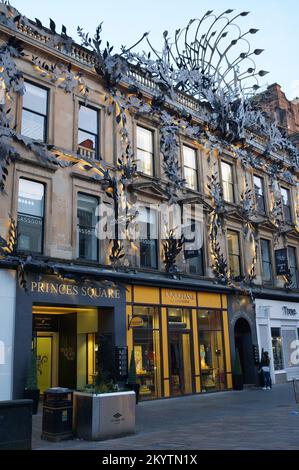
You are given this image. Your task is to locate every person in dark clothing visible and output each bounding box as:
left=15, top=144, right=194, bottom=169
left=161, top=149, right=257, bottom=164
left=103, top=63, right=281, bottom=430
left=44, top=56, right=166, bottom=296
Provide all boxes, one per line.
left=260, top=351, right=271, bottom=390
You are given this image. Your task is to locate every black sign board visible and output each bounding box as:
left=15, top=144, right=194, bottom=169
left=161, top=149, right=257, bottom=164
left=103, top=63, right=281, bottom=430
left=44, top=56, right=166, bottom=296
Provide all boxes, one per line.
left=184, top=249, right=199, bottom=260
left=115, top=346, right=128, bottom=380
left=33, top=314, right=59, bottom=332
left=275, top=248, right=289, bottom=275
left=252, top=344, right=260, bottom=365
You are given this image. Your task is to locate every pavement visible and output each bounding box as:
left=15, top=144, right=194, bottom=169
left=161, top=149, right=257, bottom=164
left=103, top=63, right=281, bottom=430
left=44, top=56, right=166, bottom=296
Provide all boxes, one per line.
left=32, top=383, right=299, bottom=450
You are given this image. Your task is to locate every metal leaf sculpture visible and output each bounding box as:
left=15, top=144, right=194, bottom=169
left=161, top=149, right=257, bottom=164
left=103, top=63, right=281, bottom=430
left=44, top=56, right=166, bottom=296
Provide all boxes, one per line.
left=162, top=229, right=185, bottom=275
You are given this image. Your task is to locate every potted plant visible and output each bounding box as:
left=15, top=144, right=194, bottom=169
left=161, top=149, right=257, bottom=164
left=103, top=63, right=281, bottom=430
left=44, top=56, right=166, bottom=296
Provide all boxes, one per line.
left=232, top=349, right=244, bottom=390
left=73, top=370, right=136, bottom=441
left=23, top=349, right=40, bottom=414
left=127, top=350, right=140, bottom=404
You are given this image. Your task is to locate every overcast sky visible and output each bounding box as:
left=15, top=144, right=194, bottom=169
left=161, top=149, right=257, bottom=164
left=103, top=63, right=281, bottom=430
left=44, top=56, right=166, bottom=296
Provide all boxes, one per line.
left=11, top=0, right=299, bottom=100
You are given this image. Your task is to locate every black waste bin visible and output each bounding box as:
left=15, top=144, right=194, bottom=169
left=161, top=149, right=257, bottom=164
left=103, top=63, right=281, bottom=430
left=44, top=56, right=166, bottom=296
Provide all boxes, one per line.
left=41, top=388, right=73, bottom=442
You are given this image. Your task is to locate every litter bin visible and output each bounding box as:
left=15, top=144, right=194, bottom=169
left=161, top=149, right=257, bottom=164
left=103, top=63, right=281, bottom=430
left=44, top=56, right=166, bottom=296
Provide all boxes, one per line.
left=41, top=388, right=73, bottom=442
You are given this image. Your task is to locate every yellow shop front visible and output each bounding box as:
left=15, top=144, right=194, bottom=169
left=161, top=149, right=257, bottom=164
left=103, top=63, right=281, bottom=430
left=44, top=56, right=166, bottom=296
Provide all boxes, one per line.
left=126, top=286, right=232, bottom=400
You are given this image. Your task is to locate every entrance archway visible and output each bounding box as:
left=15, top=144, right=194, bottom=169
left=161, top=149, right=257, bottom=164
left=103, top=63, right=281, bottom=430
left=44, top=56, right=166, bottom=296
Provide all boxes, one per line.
left=234, top=317, right=255, bottom=384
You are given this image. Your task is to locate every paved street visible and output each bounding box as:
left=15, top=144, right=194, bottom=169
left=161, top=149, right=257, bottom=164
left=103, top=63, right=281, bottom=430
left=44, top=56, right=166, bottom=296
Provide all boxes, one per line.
left=33, top=383, right=299, bottom=450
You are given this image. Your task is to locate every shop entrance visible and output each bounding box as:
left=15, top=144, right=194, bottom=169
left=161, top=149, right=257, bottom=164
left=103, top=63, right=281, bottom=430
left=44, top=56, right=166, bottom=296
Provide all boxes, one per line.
left=32, top=305, right=115, bottom=393
left=234, top=317, right=255, bottom=384
left=168, top=308, right=193, bottom=396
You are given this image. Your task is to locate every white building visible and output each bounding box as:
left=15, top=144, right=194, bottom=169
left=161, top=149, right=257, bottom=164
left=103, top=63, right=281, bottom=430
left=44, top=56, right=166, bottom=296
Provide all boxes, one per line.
left=255, top=298, right=299, bottom=384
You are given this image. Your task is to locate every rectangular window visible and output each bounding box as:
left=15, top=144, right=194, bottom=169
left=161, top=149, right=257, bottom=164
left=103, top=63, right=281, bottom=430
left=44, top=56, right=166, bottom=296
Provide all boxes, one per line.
left=17, top=178, right=44, bottom=253
left=254, top=175, right=265, bottom=213
left=271, top=328, right=284, bottom=371
left=77, top=193, right=99, bottom=261
left=184, top=219, right=204, bottom=275
left=21, top=82, right=48, bottom=141
left=139, top=207, right=158, bottom=269
left=288, top=246, right=299, bottom=289
left=136, top=126, right=154, bottom=176
left=227, top=230, right=241, bottom=278
left=221, top=161, right=234, bottom=203
left=198, top=310, right=226, bottom=392
left=260, top=239, right=272, bottom=283
left=282, top=329, right=297, bottom=369
left=281, top=187, right=292, bottom=224
left=132, top=306, right=161, bottom=400
left=183, top=146, right=198, bottom=191
left=78, top=104, right=99, bottom=159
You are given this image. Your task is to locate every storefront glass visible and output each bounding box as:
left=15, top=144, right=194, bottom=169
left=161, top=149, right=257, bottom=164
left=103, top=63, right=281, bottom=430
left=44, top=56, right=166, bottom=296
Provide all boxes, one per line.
left=198, top=310, right=226, bottom=392
left=168, top=308, right=193, bottom=396
left=132, top=306, right=161, bottom=400
left=282, top=328, right=298, bottom=368
left=271, top=327, right=284, bottom=371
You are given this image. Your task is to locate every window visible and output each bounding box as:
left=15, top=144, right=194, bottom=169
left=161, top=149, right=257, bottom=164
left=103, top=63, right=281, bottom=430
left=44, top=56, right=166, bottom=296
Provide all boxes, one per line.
left=183, top=146, right=198, bottom=190
left=254, top=175, right=265, bottom=213
left=271, top=328, right=284, bottom=371
left=21, top=82, right=48, bottom=141
left=132, top=306, right=161, bottom=400
left=281, top=187, right=292, bottom=224
left=198, top=310, right=226, bottom=392
left=184, top=219, right=204, bottom=275
left=78, top=104, right=99, bottom=159
left=282, top=329, right=298, bottom=368
left=17, top=178, right=44, bottom=253
left=288, top=246, right=299, bottom=289
left=260, top=239, right=272, bottom=283
left=77, top=193, right=99, bottom=261
left=136, top=126, right=154, bottom=176
left=139, top=207, right=158, bottom=269
left=221, top=161, right=234, bottom=202
left=227, top=230, right=241, bottom=278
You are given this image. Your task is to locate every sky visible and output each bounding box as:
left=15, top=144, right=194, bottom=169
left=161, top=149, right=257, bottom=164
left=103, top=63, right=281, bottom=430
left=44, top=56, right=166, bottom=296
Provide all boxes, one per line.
left=10, top=0, right=299, bottom=100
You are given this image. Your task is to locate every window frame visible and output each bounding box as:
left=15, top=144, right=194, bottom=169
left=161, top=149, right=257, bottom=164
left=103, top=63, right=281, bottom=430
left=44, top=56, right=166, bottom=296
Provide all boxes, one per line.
left=136, top=124, right=155, bottom=177
left=21, top=80, right=49, bottom=143
left=220, top=160, right=235, bottom=203
left=253, top=174, right=266, bottom=214
left=281, top=186, right=292, bottom=224
left=182, top=145, right=199, bottom=191
left=227, top=229, right=242, bottom=279
left=260, top=238, right=273, bottom=284
left=76, top=191, right=99, bottom=262
left=287, top=246, right=299, bottom=289
left=17, top=177, right=46, bottom=254
left=77, top=103, right=100, bottom=160
left=139, top=206, right=158, bottom=269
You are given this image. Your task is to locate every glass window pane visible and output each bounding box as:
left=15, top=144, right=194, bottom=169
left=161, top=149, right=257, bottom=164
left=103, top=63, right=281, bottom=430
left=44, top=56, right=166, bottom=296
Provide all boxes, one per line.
left=281, top=188, right=289, bottom=206
left=183, top=146, right=196, bottom=169
left=271, top=328, right=284, bottom=370
left=77, top=194, right=98, bottom=261
left=21, top=109, right=45, bottom=141
left=221, top=162, right=233, bottom=183
left=79, top=105, right=98, bottom=134
left=227, top=231, right=239, bottom=255
left=184, top=167, right=197, bottom=190
left=78, top=130, right=96, bottom=150
left=140, top=239, right=157, bottom=268
left=18, top=179, right=44, bottom=217
left=254, top=176, right=263, bottom=195
left=23, top=82, right=47, bottom=115
left=282, top=329, right=297, bottom=368
left=137, top=126, right=153, bottom=153
left=132, top=306, right=161, bottom=400
left=137, top=149, right=153, bottom=176
left=17, top=214, right=43, bottom=252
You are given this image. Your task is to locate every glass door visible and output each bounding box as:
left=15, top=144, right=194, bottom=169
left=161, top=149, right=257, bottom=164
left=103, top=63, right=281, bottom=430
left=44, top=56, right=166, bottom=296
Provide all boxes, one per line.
left=168, top=308, right=193, bottom=396
left=37, top=336, right=52, bottom=393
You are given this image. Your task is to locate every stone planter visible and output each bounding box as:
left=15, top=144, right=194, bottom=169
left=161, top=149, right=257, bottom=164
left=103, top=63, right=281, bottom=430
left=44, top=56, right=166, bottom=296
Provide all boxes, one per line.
left=73, top=391, right=135, bottom=441
left=0, top=400, right=32, bottom=450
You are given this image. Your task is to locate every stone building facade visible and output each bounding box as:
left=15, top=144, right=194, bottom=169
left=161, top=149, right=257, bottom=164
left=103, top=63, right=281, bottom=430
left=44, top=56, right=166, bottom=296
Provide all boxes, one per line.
left=0, top=3, right=299, bottom=401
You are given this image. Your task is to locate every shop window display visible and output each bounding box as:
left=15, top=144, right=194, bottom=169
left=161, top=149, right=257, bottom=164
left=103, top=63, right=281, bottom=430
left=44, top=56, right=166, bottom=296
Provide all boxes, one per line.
left=198, top=310, right=226, bottom=391
left=132, top=306, right=161, bottom=399
left=271, top=328, right=284, bottom=371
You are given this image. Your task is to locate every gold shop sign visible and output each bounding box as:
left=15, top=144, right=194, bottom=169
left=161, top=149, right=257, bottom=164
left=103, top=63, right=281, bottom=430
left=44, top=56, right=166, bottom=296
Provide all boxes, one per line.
left=161, top=289, right=196, bottom=307
left=30, top=281, right=121, bottom=300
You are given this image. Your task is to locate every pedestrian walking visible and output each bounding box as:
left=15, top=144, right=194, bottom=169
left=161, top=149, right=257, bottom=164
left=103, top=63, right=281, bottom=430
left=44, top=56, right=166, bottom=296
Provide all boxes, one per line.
left=260, top=351, right=271, bottom=390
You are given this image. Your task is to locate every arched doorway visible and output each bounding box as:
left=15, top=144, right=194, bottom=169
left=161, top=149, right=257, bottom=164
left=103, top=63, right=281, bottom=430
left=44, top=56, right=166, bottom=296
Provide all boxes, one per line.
left=234, top=318, right=255, bottom=384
